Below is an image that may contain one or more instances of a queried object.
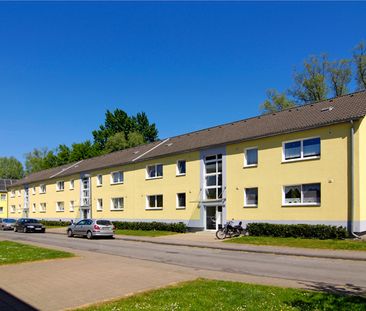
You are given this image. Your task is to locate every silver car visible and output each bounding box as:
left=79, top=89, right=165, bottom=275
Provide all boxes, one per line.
left=67, top=219, right=115, bottom=239
left=0, top=218, right=17, bottom=231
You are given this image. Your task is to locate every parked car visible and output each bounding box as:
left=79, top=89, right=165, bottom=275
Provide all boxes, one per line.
left=0, top=218, right=17, bottom=231
left=67, top=219, right=115, bottom=239
left=14, top=218, right=45, bottom=233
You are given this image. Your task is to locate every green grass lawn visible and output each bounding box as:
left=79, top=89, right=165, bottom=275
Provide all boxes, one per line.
left=225, top=236, right=366, bottom=251
left=0, top=240, right=74, bottom=265
left=115, top=229, right=179, bottom=237
left=78, top=279, right=366, bottom=311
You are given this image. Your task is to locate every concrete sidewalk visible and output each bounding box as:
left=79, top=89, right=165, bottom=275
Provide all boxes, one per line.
left=47, top=227, right=366, bottom=261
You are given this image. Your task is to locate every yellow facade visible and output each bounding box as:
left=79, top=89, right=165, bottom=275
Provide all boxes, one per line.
left=0, top=192, right=7, bottom=218
left=7, top=120, right=366, bottom=232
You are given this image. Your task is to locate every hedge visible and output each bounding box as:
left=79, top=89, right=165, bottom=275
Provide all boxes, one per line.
left=113, top=221, right=187, bottom=233
left=39, top=219, right=187, bottom=233
left=246, top=223, right=348, bottom=240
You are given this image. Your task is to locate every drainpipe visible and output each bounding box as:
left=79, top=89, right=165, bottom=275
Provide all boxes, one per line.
left=350, top=120, right=361, bottom=239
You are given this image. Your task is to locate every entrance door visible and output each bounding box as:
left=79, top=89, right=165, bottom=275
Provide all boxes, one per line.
left=206, top=206, right=217, bottom=230
left=82, top=209, right=90, bottom=219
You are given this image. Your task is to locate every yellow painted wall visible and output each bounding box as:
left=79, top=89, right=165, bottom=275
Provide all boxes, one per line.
left=226, top=123, right=351, bottom=224
left=0, top=192, right=7, bottom=217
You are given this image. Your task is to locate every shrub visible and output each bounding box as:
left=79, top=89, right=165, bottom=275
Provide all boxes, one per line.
left=246, top=223, right=348, bottom=240
left=113, top=221, right=187, bottom=233
left=40, top=220, right=71, bottom=227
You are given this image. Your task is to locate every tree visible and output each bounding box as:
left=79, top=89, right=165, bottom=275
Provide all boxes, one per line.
left=260, top=89, right=296, bottom=114
left=325, top=59, right=352, bottom=97
left=105, top=132, right=128, bottom=153
left=56, top=144, right=71, bottom=166
left=131, top=112, right=159, bottom=143
left=25, top=148, right=56, bottom=174
left=289, top=55, right=328, bottom=103
left=0, top=157, right=24, bottom=179
left=69, top=141, right=100, bottom=162
left=354, top=41, right=366, bottom=90
left=127, top=131, right=145, bottom=147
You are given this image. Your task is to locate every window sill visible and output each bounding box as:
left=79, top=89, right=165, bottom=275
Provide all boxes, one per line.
left=282, top=156, right=320, bottom=164
left=176, top=173, right=186, bottom=177
left=110, top=208, right=124, bottom=211
left=39, top=211, right=46, bottom=213
left=56, top=190, right=64, bottom=192
left=69, top=188, right=74, bottom=191
left=96, top=185, right=102, bottom=187
left=39, top=192, right=46, bottom=195
left=282, top=204, right=320, bottom=207
left=146, top=176, right=163, bottom=181
left=110, top=182, right=124, bottom=185
left=145, top=207, right=163, bottom=210
left=69, top=210, right=74, bottom=212
left=96, top=209, right=103, bottom=212
left=56, top=210, right=65, bottom=213
left=176, top=207, right=186, bottom=210
left=243, top=164, right=258, bottom=168
left=244, top=205, right=258, bottom=208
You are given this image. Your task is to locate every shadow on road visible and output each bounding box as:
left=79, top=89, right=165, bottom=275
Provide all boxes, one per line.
left=0, top=288, right=38, bottom=311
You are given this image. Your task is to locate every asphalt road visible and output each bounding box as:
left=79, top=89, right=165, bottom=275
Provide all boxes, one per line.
left=1, top=230, right=366, bottom=292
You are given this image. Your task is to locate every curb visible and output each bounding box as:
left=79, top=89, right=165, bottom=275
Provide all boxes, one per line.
left=46, top=230, right=366, bottom=262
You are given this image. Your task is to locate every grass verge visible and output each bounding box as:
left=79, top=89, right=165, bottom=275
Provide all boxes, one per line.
left=225, top=236, right=366, bottom=251
left=0, top=240, right=74, bottom=265
left=77, top=279, right=366, bottom=311
left=115, top=229, right=179, bottom=237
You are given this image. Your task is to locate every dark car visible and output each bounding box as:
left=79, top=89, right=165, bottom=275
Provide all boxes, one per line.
left=14, top=218, right=45, bottom=233
left=0, top=218, right=16, bottom=230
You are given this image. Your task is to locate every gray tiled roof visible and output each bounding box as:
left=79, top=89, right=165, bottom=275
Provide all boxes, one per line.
left=11, top=90, right=366, bottom=187
left=0, top=179, right=17, bottom=192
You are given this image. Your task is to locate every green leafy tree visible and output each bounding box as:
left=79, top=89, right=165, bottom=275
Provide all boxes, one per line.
left=0, top=157, right=24, bottom=179
left=290, top=55, right=328, bottom=103
left=354, top=41, right=366, bottom=90
left=105, top=132, right=128, bottom=153
left=131, top=112, right=159, bottom=143
left=127, top=131, right=145, bottom=147
left=25, top=148, right=57, bottom=174
left=260, top=89, right=296, bottom=113
left=325, top=59, right=352, bottom=97
left=69, top=141, right=100, bottom=162
left=56, top=144, right=71, bottom=166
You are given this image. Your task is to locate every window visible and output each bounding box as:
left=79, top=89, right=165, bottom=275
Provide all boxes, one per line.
left=17, top=190, right=21, bottom=197
left=39, top=184, right=46, bottom=194
left=32, top=187, right=36, bottom=195
left=111, top=197, right=124, bottom=210
left=32, top=203, right=36, bottom=213
left=17, top=204, right=21, bottom=213
left=97, top=198, right=103, bottom=211
left=0, top=194, right=5, bottom=201
left=56, top=201, right=65, bottom=212
left=146, top=195, right=163, bottom=209
left=56, top=181, right=64, bottom=191
left=69, top=180, right=74, bottom=190
left=146, top=164, right=163, bottom=179
left=10, top=205, right=16, bottom=213
left=177, top=193, right=186, bottom=209
left=69, top=201, right=74, bottom=212
left=0, top=207, right=3, bottom=213
left=283, top=183, right=320, bottom=206
left=244, top=148, right=258, bottom=167
left=244, top=188, right=258, bottom=207
left=204, top=154, right=223, bottom=200
left=39, top=203, right=46, bottom=213
left=10, top=190, right=15, bottom=198
left=97, top=174, right=103, bottom=186
left=283, top=137, right=320, bottom=161
left=177, top=160, right=186, bottom=176
left=111, top=171, right=123, bottom=184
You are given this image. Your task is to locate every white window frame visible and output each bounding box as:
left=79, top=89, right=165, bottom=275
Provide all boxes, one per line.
left=146, top=195, right=163, bottom=210
left=17, top=190, right=21, bottom=197
left=10, top=205, right=16, bottom=213
left=69, top=180, right=74, bottom=190
left=39, top=203, right=46, bottom=213
left=17, top=204, right=21, bottom=213
left=110, top=171, right=124, bottom=185
left=32, top=203, right=37, bottom=213
left=146, top=164, right=163, bottom=179
left=56, top=181, right=65, bottom=191
left=69, top=200, right=74, bottom=212
left=282, top=183, right=321, bottom=206
left=244, top=187, right=258, bottom=207
left=176, top=193, right=186, bottom=209
left=97, top=174, right=103, bottom=187
left=110, top=197, right=124, bottom=211
left=56, top=201, right=65, bottom=212
left=97, top=198, right=103, bottom=211
left=0, top=194, right=6, bottom=201
left=244, top=147, right=258, bottom=167
left=0, top=207, right=3, bottom=214
left=176, top=160, right=186, bottom=176
left=32, top=187, right=36, bottom=195
left=39, top=184, right=46, bottom=194
left=282, top=137, right=321, bottom=162
left=10, top=190, right=15, bottom=198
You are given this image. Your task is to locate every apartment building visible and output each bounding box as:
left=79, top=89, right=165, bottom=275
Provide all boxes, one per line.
left=8, top=91, right=366, bottom=232
left=0, top=179, right=16, bottom=218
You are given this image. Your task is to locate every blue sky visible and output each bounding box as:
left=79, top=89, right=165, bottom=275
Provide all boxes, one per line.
left=0, top=2, right=365, bottom=162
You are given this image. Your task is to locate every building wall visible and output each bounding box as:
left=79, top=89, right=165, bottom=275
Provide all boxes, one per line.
left=0, top=192, right=7, bottom=218
left=226, top=123, right=352, bottom=228
left=6, top=121, right=365, bottom=231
